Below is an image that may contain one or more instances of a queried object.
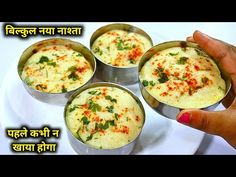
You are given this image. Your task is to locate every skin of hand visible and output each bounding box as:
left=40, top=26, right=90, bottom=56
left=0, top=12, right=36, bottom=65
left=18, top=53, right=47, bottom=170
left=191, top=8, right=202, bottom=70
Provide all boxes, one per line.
left=176, top=30, right=236, bottom=149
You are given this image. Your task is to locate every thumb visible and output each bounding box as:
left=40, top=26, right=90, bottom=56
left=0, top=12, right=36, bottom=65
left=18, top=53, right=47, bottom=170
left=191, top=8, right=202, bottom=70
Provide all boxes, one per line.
left=176, top=109, right=229, bottom=136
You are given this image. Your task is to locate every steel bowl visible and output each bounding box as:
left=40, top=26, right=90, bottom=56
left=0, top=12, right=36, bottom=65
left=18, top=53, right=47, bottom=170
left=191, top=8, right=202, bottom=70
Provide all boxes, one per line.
left=90, top=23, right=153, bottom=85
left=138, top=41, right=231, bottom=119
left=64, top=82, right=145, bottom=154
left=17, top=38, right=96, bottom=106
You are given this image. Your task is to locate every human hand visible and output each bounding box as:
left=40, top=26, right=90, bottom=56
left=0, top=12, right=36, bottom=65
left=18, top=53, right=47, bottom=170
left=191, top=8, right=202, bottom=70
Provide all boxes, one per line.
left=176, top=31, right=236, bottom=149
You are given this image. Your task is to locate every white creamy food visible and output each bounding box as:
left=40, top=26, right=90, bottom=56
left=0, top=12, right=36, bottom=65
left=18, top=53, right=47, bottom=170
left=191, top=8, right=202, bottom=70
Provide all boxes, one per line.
left=92, top=29, right=152, bottom=67
left=21, top=45, right=93, bottom=93
left=140, top=46, right=226, bottom=109
left=66, top=86, right=144, bottom=149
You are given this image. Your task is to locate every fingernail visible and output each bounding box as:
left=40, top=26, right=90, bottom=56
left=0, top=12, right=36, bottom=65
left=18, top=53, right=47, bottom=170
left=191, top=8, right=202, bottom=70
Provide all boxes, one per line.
left=195, top=30, right=209, bottom=38
left=177, top=112, right=190, bottom=124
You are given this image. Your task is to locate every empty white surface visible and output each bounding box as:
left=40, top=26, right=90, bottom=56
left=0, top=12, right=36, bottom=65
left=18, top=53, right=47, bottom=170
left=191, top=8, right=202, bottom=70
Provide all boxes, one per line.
left=0, top=22, right=236, bottom=154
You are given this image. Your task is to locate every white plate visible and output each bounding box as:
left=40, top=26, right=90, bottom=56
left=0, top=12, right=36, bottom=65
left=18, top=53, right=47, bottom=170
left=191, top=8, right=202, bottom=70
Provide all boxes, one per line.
left=0, top=60, right=205, bottom=155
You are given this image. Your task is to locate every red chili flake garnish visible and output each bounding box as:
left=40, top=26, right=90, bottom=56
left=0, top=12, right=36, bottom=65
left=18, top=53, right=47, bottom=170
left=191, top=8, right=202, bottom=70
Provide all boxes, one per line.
left=187, top=78, right=197, bottom=88
left=112, top=126, right=129, bottom=134
left=124, top=108, right=128, bottom=113
left=184, top=72, right=192, bottom=78
left=53, top=46, right=58, bottom=50
left=83, top=110, right=91, bottom=116
left=160, top=92, right=168, bottom=96
left=157, top=63, right=162, bottom=68
left=128, top=47, right=143, bottom=59
left=57, top=54, right=67, bottom=60
left=122, top=126, right=129, bottom=134
left=42, top=48, right=50, bottom=52
left=164, top=69, right=171, bottom=76
left=90, top=129, right=96, bottom=134
left=101, top=88, right=107, bottom=96
left=93, top=116, right=100, bottom=122
left=99, top=129, right=105, bottom=134
left=107, top=31, right=119, bottom=36
left=77, top=65, right=88, bottom=73
left=167, top=86, right=174, bottom=91
left=185, top=65, right=190, bottom=72
left=174, top=72, right=180, bottom=77
left=194, top=65, right=200, bottom=71
left=152, top=70, right=158, bottom=76
left=81, top=104, right=89, bottom=109
left=135, top=116, right=140, bottom=122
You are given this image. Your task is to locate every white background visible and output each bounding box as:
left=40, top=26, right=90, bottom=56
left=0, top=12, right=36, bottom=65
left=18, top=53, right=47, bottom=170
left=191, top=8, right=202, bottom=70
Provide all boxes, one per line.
left=0, top=22, right=236, bottom=154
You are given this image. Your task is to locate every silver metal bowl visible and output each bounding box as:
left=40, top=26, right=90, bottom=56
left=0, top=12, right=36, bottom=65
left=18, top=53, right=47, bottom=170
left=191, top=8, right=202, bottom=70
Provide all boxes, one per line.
left=90, top=23, right=153, bottom=85
left=138, top=41, right=231, bottom=119
left=17, top=38, right=96, bottom=106
left=64, top=82, right=145, bottom=154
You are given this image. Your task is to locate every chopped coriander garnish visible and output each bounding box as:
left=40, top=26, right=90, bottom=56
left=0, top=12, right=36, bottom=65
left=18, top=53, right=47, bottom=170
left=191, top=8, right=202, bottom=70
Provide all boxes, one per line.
left=61, top=86, right=67, bottom=93
left=177, top=57, right=188, bottom=65
left=106, top=105, right=114, bottom=113
left=94, top=47, right=103, bottom=55
left=69, top=105, right=80, bottom=112
left=86, top=134, right=93, bottom=141
left=114, top=113, right=119, bottom=120
left=116, top=37, right=132, bottom=50
left=47, top=60, right=56, bottom=67
left=24, top=77, right=34, bottom=86
left=116, top=38, right=125, bottom=50
left=108, top=120, right=116, bottom=126
left=126, top=117, right=129, bottom=121
left=38, top=56, right=49, bottom=63
left=142, top=80, right=149, bottom=87
left=97, top=122, right=109, bottom=130
left=158, top=74, right=169, bottom=83
left=81, top=116, right=90, bottom=125
left=68, top=72, right=78, bottom=81
left=76, top=52, right=82, bottom=57
left=38, top=56, right=56, bottom=67
left=97, top=120, right=115, bottom=130
left=67, top=66, right=77, bottom=72
left=149, top=80, right=155, bottom=86
left=105, top=95, right=117, bottom=103
left=201, top=77, right=209, bottom=84
left=218, top=86, right=225, bottom=92
left=169, top=52, right=179, bottom=56
left=88, top=100, right=101, bottom=112
left=195, top=48, right=208, bottom=57
left=88, top=90, right=98, bottom=95
left=156, top=67, right=169, bottom=83
left=129, top=59, right=135, bottom=64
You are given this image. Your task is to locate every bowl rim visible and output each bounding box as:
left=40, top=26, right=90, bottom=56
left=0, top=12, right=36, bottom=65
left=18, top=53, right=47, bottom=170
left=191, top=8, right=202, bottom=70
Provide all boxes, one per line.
left=64, top=82, right=146, bottom=151
left=89, top=23, right=153, bottom=69
left=17, top=37, right=97, bottom=95
left=138, top=40, right=232, bottom=110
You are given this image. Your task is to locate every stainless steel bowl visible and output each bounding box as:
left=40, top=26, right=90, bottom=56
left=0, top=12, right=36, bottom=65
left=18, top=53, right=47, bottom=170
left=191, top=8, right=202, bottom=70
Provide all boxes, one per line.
left=64, top=82, right=145, bottom=154
left=138, top=41, right=231, bottom=119
left=17, top=38, right=96, bottom=106
left=90, top=23, right=153, bottom=85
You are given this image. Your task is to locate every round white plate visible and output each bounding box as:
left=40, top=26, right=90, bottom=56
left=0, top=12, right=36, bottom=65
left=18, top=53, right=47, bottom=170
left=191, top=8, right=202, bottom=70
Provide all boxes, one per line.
left=0, top=61, right=205, bottom=155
